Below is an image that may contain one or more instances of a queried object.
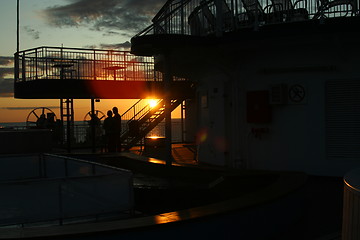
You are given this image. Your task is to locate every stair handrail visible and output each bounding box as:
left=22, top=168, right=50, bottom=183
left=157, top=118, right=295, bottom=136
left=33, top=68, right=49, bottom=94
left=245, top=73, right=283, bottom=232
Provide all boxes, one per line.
left=121, top=98, right=184, bottom=149
left=120, top=99, right=163, bottom=135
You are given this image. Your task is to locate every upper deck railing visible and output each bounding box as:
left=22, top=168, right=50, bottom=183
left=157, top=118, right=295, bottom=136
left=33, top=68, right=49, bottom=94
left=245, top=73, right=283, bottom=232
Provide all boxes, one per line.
left=14, top=46, right=162, bottom=82
left=134, top=0, right=359, bottom=37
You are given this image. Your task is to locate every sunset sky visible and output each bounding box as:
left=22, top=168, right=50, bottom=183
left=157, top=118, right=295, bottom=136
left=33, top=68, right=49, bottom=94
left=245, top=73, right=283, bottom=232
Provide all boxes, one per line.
left=0, top=0, right=170, bottom=123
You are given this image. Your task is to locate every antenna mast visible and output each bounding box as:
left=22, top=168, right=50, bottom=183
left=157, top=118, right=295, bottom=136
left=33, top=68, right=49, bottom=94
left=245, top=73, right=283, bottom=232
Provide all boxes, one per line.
left=17, top=0, right=20, bottom=53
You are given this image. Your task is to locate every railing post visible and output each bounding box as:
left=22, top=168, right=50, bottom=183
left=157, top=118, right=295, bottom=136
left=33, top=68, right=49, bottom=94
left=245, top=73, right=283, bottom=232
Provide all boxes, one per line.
left=181, top=2, right=185, bottom=34
left=22, top=54, right=26, bottom=81
left=254, top=5, right=259, bottom=31
left=14, top=52, right=19, bottom=82
left=181, top=101, right=185, bottom=142
left=93, top=50, right=96, bottom=80
left=35, top=48, right=38, bottom=80
left=215, top=0, right=223, bottom=36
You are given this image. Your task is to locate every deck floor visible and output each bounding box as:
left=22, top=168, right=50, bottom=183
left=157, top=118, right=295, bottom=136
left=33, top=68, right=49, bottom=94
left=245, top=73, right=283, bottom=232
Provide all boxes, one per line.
left=128, top=146, right=344, bottom=240
left=52, top=144, right=344, bottom=240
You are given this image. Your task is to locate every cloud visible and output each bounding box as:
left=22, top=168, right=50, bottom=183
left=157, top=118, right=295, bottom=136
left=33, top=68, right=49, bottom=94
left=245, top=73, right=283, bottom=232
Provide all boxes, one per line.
left=0, top=57, right=14, bottom=97
left=102, top=31, right=121, bottom=36
left=0, top=56, right=14, bottom=66
left=0, top=68, right=13, bottom=78
left=83, top=41, right=131, bottom=50
left=0, top=78, right=14, bottom=97
left=23, top=26, right=40, bottom=40
left=42, top=0, right=167, bottom=34
left=99, top=41, right=131, bottom=50
left=82, top=44, right=98, bottom=49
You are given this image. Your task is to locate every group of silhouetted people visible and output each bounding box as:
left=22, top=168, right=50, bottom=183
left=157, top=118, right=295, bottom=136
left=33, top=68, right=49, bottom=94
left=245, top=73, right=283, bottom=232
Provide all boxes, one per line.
left=103, top=107, right=122, bottom=152
left=36, top=112, right=56, bottom=130
left=35, top=112, right=62, bottom=143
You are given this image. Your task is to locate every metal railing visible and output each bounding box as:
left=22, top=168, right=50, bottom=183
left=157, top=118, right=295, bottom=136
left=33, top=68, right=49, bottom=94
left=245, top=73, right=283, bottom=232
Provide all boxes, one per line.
left=121, top=99, right=162, bottom=122
left=134, top=0, right=359, bottom=37
left=14, top=46, right=162, bottom=82
left=43, top=119, right=184, bottom=147
left=0, top=154, right=133, bottom=227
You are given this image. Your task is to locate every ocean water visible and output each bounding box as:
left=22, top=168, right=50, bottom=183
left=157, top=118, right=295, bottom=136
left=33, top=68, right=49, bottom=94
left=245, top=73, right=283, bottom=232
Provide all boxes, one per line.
left=0, top=119, right=185, bottom=143
left=0, top=122, right=27, bottom=129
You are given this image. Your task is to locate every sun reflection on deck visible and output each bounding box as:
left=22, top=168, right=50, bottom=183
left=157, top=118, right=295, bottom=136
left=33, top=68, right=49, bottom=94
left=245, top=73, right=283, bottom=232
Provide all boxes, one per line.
left=154, top=211, right=182, bottom=224
left=147, top=157, right=166, bottom=164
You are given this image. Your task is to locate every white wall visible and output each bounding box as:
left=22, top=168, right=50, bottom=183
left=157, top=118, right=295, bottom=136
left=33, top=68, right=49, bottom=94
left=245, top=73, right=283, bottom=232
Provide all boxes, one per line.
left=197, top=72, right=227, bottom=166
left=195, top=32, right=360, bottom=176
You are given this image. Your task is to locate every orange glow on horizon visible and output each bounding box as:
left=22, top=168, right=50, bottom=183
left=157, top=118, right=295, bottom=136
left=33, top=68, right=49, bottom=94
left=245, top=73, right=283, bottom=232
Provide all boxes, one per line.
left=0, top=98, right=182, bottom=123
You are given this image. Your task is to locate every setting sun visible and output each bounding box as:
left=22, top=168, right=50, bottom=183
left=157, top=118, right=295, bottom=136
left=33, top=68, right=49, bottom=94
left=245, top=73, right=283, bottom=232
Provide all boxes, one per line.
left=148, top=99, right=159, bottom=108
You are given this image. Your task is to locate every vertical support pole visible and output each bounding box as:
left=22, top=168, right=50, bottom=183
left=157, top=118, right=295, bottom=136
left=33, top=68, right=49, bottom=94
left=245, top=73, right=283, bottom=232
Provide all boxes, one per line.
left=181, top=101, right=185, bottom=143
left=15, top=0, right=20, bottom=87
left=66, top=99, right=72, bottom=153
left=91, top=98, right=96, bottom=153
left=62, top=99, right=74, bottom=153
left=60, top=99, right=64, bottom=144
left=16, top=0, right=20, bottom=54
left=163, top=53, right=173, bottom=166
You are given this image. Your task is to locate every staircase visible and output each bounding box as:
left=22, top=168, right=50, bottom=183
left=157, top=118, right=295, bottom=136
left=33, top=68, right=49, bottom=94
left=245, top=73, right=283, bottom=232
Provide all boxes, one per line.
left=120, top=98, right=184, bottom=150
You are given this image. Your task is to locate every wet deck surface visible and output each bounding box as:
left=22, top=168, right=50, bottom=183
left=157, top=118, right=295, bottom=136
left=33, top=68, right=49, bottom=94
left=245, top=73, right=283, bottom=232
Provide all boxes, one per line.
left=47, top=144, right=344, bottom=239
left=112, top=147, right=345, bottom=240
left=274, top=175, right=344, bottom=240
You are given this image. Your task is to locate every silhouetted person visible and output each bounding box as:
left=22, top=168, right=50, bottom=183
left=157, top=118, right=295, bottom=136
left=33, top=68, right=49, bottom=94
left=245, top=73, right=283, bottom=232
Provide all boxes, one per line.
left=36, top=114, right=47, bottom=129
left=89, top=113, right=101, bottom=127
left=87, top=113, right=102, bottom=149
left=103, top=110, right=116, bottom=152
left=112, top=107, right=122, bottom=152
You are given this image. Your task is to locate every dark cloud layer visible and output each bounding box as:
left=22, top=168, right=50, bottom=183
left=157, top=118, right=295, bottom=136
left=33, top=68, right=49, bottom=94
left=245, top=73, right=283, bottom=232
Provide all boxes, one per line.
left=0, top=69, right=14, bottom=97
left=0, top=56, right=14, bottom=66
left=83, top=40, right=131, bottom=50
left=100, top=41, right=131, bottom=50
left=0, top=57, right=14, bottom=97
left=42, top=0, right=166, bottom=34
left=0, top=68, right=13, bottom=77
